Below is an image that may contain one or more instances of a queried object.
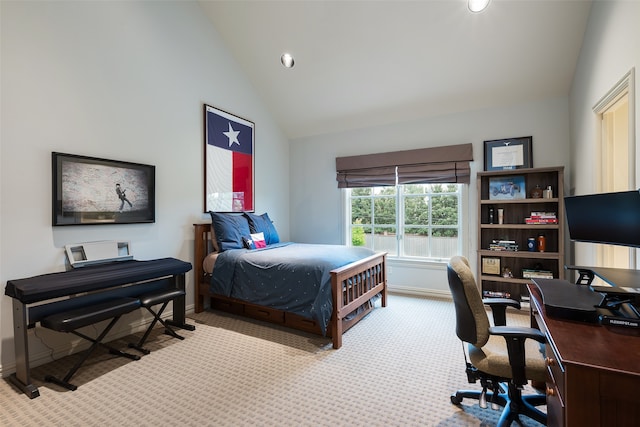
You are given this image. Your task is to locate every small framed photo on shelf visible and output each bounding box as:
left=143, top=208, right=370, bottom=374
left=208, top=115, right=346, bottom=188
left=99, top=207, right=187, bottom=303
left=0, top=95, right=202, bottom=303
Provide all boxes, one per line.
left=482, top=257, right=501, bottom=275
left=484, top=136, right=532, bottom=171
left=488, top=175, right=526, bottom=200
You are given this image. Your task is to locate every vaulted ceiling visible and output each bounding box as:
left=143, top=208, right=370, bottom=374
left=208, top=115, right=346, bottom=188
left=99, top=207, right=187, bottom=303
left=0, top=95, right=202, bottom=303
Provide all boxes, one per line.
left=200, top=1, right=592, bottom=140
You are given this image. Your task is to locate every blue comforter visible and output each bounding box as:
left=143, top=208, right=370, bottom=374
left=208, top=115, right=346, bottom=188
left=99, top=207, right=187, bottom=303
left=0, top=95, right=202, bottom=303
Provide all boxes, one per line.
left=210, top=242, right=376, bottom=334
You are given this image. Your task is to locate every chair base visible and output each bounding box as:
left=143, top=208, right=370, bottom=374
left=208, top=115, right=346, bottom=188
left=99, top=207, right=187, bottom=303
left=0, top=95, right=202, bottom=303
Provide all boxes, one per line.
left=451, top=383, right=546, bottom=427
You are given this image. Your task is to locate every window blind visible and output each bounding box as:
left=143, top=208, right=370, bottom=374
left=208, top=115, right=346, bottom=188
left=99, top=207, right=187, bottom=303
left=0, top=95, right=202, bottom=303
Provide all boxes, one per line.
left=336, top=143, right=473, bottom=188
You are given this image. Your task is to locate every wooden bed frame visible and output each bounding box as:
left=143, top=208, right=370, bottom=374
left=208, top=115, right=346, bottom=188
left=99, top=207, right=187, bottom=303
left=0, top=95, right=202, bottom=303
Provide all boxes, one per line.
left=193, top=223, right=387, bottom=349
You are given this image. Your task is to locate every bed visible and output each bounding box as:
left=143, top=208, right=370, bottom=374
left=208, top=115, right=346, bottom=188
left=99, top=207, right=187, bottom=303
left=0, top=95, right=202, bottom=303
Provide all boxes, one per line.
left=193, top=214, right=387, bottom=349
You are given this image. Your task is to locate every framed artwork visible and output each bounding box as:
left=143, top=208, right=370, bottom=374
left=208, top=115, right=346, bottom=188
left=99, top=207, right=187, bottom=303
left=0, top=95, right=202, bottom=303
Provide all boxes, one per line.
left=488, top=175, right=526, bottom=200
left=52, top=152, right=155, bottom=226
left=204, top=104, right=255, bottom=212
left=481, top=257, right=501, bottom=275
left=483, top=136, right=532, bottom=171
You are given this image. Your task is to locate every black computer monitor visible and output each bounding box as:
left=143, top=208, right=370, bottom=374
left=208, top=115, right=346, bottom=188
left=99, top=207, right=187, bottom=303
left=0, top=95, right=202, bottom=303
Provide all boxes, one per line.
left=564, top=190, right=640, bottom=248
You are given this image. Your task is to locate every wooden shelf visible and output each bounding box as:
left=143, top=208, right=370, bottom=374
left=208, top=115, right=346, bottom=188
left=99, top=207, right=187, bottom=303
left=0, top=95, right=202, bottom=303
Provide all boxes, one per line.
left=480, top=198, right=560, bottom=205
left=480, top=224, right=560, bottom=230
left=478, top=249, right=560, bottom=259
left=479, top=275, right=534, bottom=285
left=477, top=166, right=565, bottom=302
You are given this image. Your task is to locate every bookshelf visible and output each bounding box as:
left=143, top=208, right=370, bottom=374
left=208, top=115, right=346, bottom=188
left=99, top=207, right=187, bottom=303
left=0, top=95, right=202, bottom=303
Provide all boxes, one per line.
left=477, top=166, right=564, bottom=302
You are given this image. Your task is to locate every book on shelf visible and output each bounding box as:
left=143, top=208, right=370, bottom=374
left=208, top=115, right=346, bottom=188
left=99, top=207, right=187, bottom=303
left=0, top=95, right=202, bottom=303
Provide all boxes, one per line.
left=522, top=269, right=554, bottom=279
left=489, top=239, right=519, bottom=251
left=530, top=211, right=556, bottom=218
left=525, top=211, right=558, bottom=224
left=483, top=290, right=512, bottom=299
left=525, top=218, right=559, bottom=224
left=489, top=245, right=519, bottom=251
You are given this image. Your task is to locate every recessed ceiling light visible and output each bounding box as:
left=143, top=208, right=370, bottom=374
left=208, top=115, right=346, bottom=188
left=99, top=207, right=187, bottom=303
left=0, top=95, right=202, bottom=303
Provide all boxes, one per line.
left=281, top=53, right=295, bottom=68
left=468, top=0, right=490, bottom=13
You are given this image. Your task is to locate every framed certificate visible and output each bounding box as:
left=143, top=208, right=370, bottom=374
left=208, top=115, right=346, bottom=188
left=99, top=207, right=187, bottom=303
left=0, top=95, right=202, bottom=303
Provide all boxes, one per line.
left=484, top=137, right=532, bottom=171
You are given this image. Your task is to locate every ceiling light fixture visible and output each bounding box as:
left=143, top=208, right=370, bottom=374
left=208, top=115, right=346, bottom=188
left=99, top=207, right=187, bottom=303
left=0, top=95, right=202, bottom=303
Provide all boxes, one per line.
left=280, top=53, right=295, bottom=68
left=468, top=0, right=490, bottom=13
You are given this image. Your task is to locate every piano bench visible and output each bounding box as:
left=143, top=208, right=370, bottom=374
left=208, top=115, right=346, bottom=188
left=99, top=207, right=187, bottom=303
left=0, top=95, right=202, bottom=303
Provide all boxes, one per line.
left=41, top=297, right=142, bottom=391
left=129, top=288, right=186, bottom=355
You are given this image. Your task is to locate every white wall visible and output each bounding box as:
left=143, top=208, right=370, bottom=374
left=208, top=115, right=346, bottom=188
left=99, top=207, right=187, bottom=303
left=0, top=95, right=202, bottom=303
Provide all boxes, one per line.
left=0, top=1, right=290, bottom=374
left=290, top=97, right=571, bottom=295
left=569, top=1, right=640, bottom=268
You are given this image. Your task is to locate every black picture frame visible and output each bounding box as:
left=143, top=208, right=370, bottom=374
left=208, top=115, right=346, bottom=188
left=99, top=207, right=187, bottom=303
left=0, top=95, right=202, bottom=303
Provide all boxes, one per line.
left=52, top=152, right=155, bottom=226
left=483, top=136, right=533, bottom=171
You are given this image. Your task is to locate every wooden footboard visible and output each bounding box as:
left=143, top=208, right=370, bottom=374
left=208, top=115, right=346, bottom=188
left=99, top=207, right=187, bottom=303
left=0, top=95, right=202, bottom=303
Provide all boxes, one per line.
left=193, top=223, right=387, bottom=349
left=330, top=252, right=387, bottom=349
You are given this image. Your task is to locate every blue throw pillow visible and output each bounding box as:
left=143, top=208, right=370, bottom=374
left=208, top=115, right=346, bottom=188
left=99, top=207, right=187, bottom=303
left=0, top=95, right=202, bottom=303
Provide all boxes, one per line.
left=243, top=212, right=280, bottom=245
left=209, top=211, right=251, bottom=251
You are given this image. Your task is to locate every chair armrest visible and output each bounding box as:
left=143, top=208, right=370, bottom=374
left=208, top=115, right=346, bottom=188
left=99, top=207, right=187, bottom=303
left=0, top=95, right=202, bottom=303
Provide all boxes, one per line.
left=489, top=326, right=546, bottom=386
left=489, top=326, right=545, bottom=343
left=483, top=298, right=521, bottom=326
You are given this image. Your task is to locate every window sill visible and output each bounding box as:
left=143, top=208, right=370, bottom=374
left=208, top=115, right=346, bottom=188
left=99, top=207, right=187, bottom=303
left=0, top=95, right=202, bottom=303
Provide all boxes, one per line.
left=387, top=256, right=448, bottom=269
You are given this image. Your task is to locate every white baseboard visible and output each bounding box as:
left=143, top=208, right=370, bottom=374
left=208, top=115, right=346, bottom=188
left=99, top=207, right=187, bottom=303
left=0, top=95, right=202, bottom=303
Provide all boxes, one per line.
left=388, top=285, right=452, bottom=300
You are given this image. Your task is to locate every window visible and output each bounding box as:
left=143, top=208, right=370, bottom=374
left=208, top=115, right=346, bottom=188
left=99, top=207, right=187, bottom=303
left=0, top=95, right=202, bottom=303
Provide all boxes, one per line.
left=347, top=183, right=462, bottom=260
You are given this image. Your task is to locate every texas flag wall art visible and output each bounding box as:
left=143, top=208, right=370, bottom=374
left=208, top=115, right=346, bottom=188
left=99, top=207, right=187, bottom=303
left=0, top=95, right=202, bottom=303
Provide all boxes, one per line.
left=204, top=104, right=254, bottom=212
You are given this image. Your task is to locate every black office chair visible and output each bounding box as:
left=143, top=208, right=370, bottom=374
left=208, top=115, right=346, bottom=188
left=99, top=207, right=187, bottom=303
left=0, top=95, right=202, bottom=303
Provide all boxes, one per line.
left=446, top=256, right=547, bottom=426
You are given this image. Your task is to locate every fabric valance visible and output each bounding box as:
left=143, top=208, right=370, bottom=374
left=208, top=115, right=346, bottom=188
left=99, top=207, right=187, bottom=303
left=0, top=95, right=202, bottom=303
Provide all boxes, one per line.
left=336, top=143, right=473, bottom=188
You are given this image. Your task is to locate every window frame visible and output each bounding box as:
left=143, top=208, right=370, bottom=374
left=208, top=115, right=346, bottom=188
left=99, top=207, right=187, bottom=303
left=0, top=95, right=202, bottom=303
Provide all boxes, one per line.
left=344, top=183, right=466, bottom=262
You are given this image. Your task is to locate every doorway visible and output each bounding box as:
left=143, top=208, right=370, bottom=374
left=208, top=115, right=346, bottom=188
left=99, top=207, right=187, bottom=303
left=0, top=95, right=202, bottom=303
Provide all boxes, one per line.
left=593, top=69, right=636, bottom=269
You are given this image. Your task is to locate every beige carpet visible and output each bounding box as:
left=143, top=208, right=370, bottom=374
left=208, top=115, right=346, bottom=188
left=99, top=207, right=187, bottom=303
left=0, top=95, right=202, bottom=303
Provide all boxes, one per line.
left=0, top=294, right=544, bottom=426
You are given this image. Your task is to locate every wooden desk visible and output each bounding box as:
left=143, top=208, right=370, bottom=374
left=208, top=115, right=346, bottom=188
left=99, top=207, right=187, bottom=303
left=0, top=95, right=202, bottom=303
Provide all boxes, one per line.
left=528, top=283, right=640, bottom=426
left=5, top=258, right=193, bottom=399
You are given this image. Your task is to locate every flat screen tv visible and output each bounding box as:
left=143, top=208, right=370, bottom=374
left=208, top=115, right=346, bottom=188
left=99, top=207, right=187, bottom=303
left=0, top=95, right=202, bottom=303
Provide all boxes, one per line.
left=52, top=152, right=155, bottom=226
left=564, top=190, right=640, bottom=248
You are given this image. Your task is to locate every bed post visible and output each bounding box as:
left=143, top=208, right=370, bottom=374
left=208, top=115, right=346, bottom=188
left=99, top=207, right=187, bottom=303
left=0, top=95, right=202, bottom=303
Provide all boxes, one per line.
left=331, top=276, right=344, bottom=349
left=193, top=223, right=209, bottom=313
left=381, top=253, right=388, bottom=307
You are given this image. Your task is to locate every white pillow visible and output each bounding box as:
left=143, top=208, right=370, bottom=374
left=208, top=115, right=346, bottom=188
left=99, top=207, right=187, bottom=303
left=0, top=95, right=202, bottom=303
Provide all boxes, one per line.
left=250, top=232, right=266, bottom=248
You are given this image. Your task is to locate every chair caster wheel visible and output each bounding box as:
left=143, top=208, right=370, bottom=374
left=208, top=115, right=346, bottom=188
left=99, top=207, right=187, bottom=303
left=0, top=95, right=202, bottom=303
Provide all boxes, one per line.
left=451, top=394, right=462, bottom=405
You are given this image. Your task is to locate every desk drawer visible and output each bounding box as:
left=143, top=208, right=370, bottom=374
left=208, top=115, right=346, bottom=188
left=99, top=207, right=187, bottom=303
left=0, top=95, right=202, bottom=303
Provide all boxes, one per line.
left=545, top=380, right=565, bottom=427
left=535, top=306, right=566, bottom=427
left=545, top=342, right=566, bottom=427
left=545, top=343, right=565, bottom=400
left=532, top=307, right=565, bottom=399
